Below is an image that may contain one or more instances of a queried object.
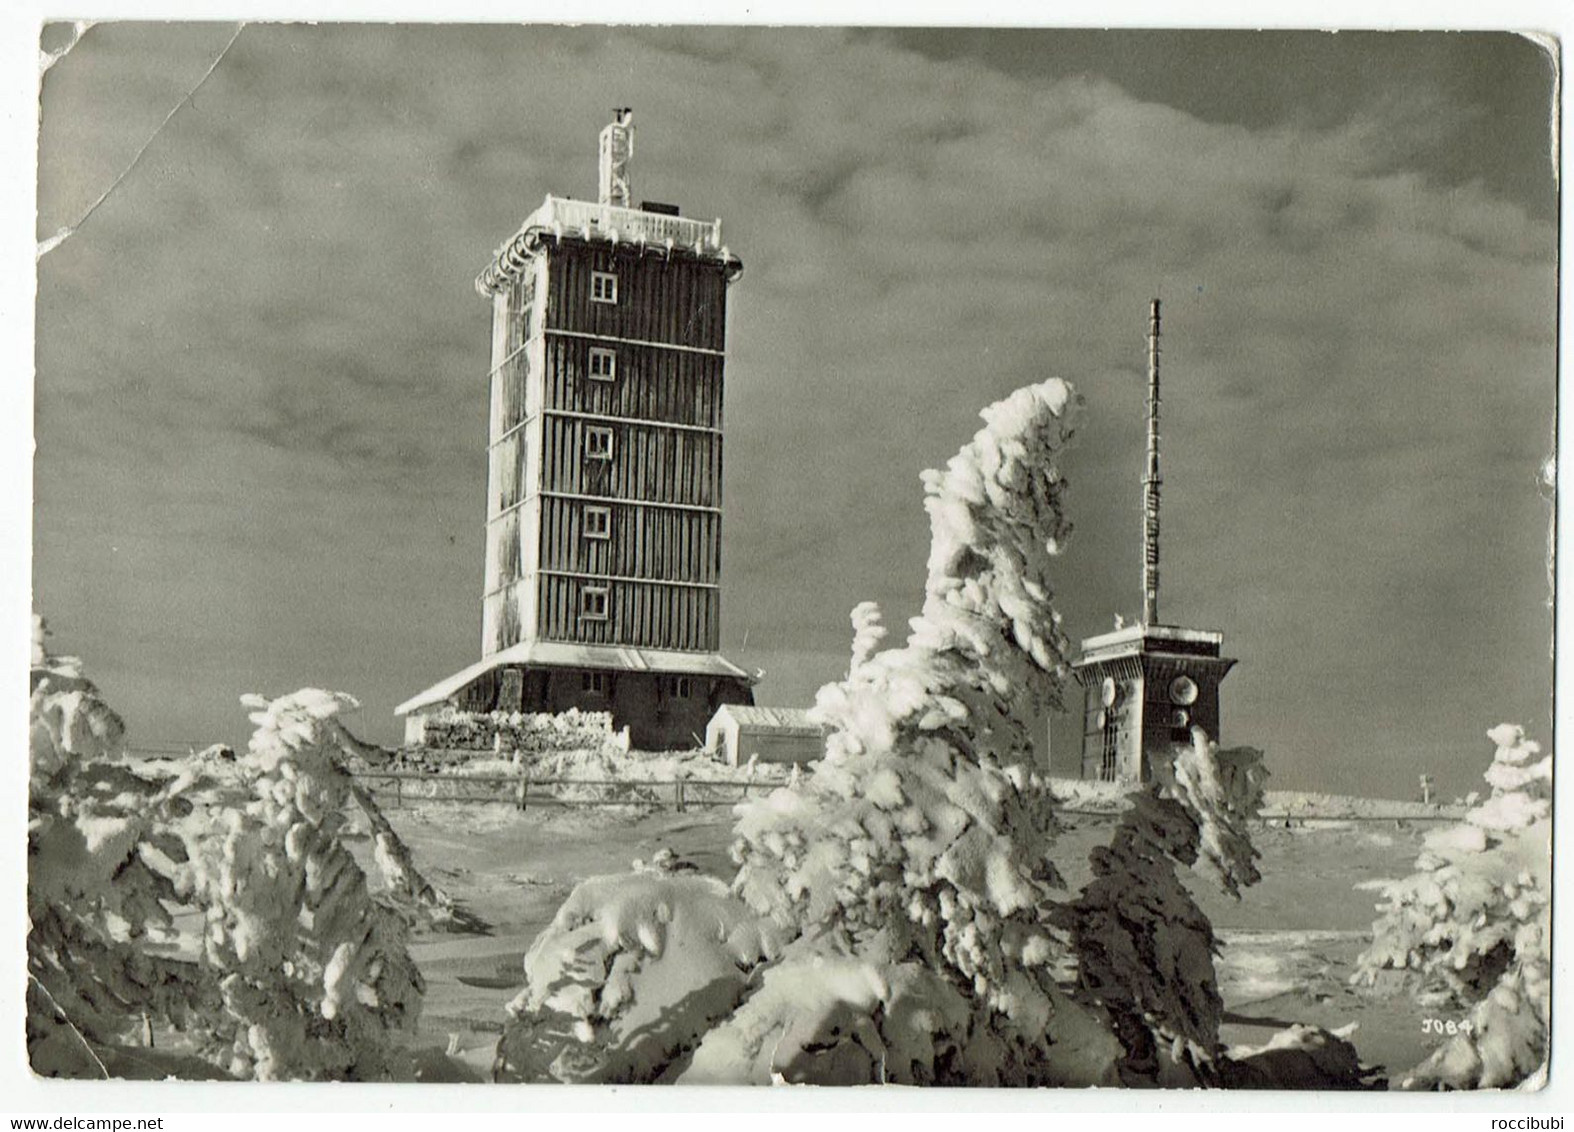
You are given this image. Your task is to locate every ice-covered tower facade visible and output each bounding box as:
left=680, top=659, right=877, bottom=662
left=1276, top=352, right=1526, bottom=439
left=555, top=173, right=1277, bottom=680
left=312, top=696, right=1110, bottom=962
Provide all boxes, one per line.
left=397, top=110, right=755, bottom=749
left=1071, top=300, right=1236, bottom=783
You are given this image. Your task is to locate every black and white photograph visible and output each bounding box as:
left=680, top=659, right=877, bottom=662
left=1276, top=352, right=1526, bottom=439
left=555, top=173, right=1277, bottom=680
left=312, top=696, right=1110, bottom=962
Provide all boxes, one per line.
left=13, top=8, right=1563, bottom=1110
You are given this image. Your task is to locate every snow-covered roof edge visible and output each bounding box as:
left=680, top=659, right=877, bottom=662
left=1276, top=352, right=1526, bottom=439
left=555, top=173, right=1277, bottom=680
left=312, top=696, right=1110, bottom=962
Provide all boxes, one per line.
left=475, top=195, right=741, bottom=297
left=709, top=705, right=824, bottom=733
left=1081, top=623, right=1224, bottom=650
left=395, top=641, right=756, bottom=716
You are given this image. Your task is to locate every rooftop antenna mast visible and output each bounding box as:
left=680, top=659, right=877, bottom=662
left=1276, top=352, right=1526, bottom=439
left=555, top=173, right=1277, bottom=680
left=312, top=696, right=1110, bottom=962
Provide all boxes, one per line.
left=599, top=107, right=634, bottom=208
left=1142, top=298, right=1162, bottom=627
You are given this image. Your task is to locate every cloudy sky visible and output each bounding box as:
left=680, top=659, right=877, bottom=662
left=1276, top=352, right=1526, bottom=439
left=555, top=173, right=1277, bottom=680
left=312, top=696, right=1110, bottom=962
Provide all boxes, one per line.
left=32, top=23, right=1556, bottom=799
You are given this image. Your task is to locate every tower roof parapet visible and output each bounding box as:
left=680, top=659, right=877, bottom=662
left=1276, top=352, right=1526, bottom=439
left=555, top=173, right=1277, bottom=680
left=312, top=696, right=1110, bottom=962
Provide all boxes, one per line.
left=1075, top=622, right=1229, bottom=663
left=475, top=195, right=741, bottom=297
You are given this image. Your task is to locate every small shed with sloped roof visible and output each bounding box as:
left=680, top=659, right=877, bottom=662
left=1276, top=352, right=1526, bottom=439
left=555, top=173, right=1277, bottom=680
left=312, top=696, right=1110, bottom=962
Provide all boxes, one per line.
left=705, top=705, right=826, bottom=768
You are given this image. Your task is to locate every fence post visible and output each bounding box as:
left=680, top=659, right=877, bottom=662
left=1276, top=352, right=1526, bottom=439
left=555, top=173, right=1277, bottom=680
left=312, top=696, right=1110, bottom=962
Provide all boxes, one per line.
left=394, top=777, right=402, bottom=810
left=517, top=777, right=529, bottom=813
left=675, top=779, right=685, bottom=813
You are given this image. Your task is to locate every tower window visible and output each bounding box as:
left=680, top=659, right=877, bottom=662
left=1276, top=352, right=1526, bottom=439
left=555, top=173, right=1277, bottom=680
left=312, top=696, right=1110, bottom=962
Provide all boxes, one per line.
left=583, top=505, right=611, bottom=540
left=1096, top=685, right=1123, bottom=783
left=665, top=676, right=693, bottom=699
left=590, top=271, right=618, bottom=304
left=588, top=347, right=617, bottom=381
left=585, top=425, right=614, bottom=461
left=581, top=671, right=610, bottom=695
left=1100, top=716, right=1120, bottom=782
left=581, top=585, right=609, bottom=621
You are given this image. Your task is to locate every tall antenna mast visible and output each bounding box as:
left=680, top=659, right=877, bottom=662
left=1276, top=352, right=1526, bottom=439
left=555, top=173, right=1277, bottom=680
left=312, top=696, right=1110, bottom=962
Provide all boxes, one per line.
left=1142, top=298, right=1162, bottom=626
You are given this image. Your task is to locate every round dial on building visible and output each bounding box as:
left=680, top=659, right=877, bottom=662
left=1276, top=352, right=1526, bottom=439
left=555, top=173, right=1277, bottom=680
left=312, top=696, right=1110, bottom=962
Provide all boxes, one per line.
left=1169, top=675, right=1199, bottom=706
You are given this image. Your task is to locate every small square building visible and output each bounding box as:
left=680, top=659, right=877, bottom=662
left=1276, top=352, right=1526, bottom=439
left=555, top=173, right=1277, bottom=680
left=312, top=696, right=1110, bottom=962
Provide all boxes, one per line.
left=1072, top=624, right=1235, bottom=783
left=705, top=705, right=826, bottom=767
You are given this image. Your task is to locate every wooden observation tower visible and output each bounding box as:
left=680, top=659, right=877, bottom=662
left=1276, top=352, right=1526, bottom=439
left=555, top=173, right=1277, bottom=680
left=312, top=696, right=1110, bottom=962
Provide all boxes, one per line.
left=397, top=110, right=756, bottom=748
left=1071, top=300, right=1236, bottom=783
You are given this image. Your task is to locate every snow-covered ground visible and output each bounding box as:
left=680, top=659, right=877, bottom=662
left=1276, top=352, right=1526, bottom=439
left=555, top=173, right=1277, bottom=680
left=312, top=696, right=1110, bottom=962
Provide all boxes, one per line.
left=29, top=365, right=1531, bottom=1085
left=1049, top=776, right=1465, bottom=820
left=343, top=800, right=1456, bottom=1083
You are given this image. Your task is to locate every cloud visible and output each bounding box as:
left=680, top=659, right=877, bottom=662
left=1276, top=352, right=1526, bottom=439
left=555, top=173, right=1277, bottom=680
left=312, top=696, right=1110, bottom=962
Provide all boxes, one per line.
left=34, top=26, right=1554, bottom=798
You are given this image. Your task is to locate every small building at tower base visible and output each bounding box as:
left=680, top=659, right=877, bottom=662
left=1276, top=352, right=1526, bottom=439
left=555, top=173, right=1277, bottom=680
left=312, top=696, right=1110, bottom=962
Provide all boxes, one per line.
left=704, top=704, right=825, bottom=767
left=395, top=641, right=754, bottom=751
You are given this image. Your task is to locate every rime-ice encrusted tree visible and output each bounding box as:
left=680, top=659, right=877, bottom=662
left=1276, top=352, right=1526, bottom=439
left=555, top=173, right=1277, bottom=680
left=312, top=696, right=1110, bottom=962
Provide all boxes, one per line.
left=496, top=378, right=1319, bottom=1087
left=1355, top=724, right=1551, bottom=1090
left=1056, top=731, right=1268, bottom=1085
left=494, top=855, right=780, bottom=1084
left=27, top=616, right=214, bottom=1077
left=722, top=379, right=1123, bottom=1085
left=29, top=609, right=436, bottom=1081
left=308, top=712, right=468, bottom=927
left=679, top=944, right=977, bottom=1085
left=846, top=600, right=887, bottom=674
left=179, top=690, right=426, bottom=1080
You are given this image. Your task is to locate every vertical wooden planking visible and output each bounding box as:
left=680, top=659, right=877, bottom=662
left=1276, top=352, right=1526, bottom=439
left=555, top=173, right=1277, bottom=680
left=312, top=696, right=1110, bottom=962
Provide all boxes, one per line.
left=496, top=510, right=521, bottom=586
left=686, top=433, right=696, bottom=507
left=491, top=290, right=508, bottom=372
left=644, top=505, right=656, bottom=578
left=540, top=332, right=722, bottom=425
left=696, top=511, right=706, bottom=584
left=539, top=497, right=554, bottom=571
left=488, top=363, right=503, bottom=441
left=498, top=588, right=521, bottom=651
left=481, top=593, right=499, bottom=655
left=658, top=428, right=670, bottom=504
left=502, top=237, right=738, bottom=656
left=567, top=416, right=579, bottom=496
left=542, top=416, right=556, bottom=496
left=700, top=433, right=710, bottom=506
left=529, top=574, right=721, bottom=650
left=589, top=503, right=607, bottom=576
left=553, top=497, right=567, bottom=572
left=545, top=242, right=728, bottom=352
left=559, top=417, right=575, bottom=495
left=515, top=429, right=529, bottom=509
left=490, top=435, right=519, bottom=514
